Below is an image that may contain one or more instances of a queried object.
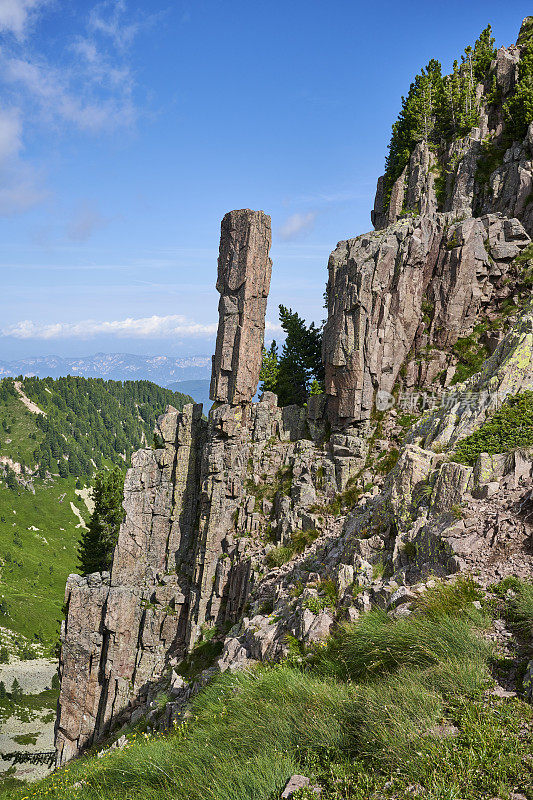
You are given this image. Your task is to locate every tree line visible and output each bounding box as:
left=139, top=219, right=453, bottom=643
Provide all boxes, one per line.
left=0, top=376, right=193, bottom=479
left=384, top=25, right=497, bottom=206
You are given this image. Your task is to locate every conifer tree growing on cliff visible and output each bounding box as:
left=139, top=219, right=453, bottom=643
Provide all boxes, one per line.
left=78, top=468, right=125, bottom=575
left=259, top=305, right=323, bottom=406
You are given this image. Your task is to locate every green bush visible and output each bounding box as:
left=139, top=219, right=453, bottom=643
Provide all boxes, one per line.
left=454, top=391, right=533, bottom=465
left=265, top=545, right=294, bottom=569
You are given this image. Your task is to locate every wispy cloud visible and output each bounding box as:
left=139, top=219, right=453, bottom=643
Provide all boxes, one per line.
left=88, top=0, right=141, bottom=49
left=279, top=211, right=317, bottom=241
left=2, top=315, right=219, bottom=340
left=0, top=105, right=45, bottom=214
left=67, top=201, right=110, bottom=242
left=0, top=0, right=49, bottom=38
left=4, top=45, right=136, bottom=133
left=0, top=0, right=146, bottom=215
left=2, top=315, right=284, bottom=340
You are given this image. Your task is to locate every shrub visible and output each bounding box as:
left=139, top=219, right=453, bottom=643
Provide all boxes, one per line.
left=265, top=546, right=294, bottom=569
left=453, top=391, right=533, bottom=465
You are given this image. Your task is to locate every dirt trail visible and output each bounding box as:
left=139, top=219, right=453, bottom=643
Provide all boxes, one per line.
left=14, top=382, right=46, bottom=416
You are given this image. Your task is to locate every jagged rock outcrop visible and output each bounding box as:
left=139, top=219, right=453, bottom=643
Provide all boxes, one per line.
left=210, top=209, right=272, bottom=404
left=55, top=19, right=533, bottom=770
left=323, top=212, right=531, bottom=427
left=373, top=21, right=533, bottom=235
left=56, top=210, right=348, bottom=765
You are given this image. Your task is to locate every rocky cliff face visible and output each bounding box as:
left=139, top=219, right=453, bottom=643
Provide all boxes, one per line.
left=55, top=18, right=533, bottom=766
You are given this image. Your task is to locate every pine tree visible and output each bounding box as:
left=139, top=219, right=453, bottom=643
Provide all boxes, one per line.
left=78, top=468, right=125, bottom=575
left=504, top=38, right=533, bottom=141
left=275, top=305, right=324, bottom=407
left=472, top=24, right=496, bottom=82
left=259, top=341, right=279, bottom=394
left=10, top=678, right=22, bottom=700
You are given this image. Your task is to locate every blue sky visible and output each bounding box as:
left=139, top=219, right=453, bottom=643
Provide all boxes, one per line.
left=0, top=0, right=530, bottom=360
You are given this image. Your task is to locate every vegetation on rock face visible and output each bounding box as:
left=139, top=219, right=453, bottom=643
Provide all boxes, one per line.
left=383, top=25, right=496, bottom=204
left=77, top=468, right=125, bottom=575
left=6, top=580, right=532, bottom=800
left=504, top=34, right=533, bottom=141
left=260, top=305, right=324, bottom=406
left=454, top=390, right=533, bottom=464
left=450, top=323, right=492, bottom=384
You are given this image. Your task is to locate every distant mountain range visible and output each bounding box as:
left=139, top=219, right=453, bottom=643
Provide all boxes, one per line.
left=0, top=353, right=212, bottom=386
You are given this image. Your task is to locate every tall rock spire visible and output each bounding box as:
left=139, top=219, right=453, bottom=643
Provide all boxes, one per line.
left=210, top=209, right=272, bottom=405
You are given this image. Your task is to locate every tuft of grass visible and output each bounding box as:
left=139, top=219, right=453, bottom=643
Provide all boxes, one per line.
left=413, top=575, right=484, bottom=619
left=312, top=608, right=490, bottom=683
left=265, top=545, right=294, bottom=569
left=265, top=528, right=321, bottom=569
left=502, top=580, right=533, bottom=637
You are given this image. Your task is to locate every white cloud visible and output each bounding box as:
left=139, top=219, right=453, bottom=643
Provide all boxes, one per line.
left=0, top=0, right=143, bottom=216
left=265, top=321, right=283, bottom=333
left=279, top=211, right=317, bottom=241
left=5, top=54, right=136, bottom=132
left=0, top=0, right=48, bottom=37
left=0, top=161, right=45, bottom=214
left=0, top=106, right=45, bottom=215
left=67, top=201, right=110, bottom=242
left=0, top=106, right=21, bottom=158
left=88, top=0, right=140, bottom=49
left=2, top=315, right=284, bottom=340
left=2, top=315, right=220, bottom=340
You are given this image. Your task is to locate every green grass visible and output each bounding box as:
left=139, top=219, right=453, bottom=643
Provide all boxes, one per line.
left=311, top=608, right=489, bottom=682
left=6, top=581, right=532, bottom=800
left=265, top=527, right=321, bottom=569
left=503, top=580, right=533, bottom=638
left=0, top=686, right=59, bottom=727
left=413, top=575, right=484, bottom=618
left=453, top=391, right=533, bottom=465
left=0, top=392, right=43, bottom=468
left=0, top=476, right=88, bottom=655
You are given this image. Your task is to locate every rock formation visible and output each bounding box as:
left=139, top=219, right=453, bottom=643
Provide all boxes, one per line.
left=323, top=213, right=531, bottom=427
left=210, top=209, right=272, bottom=405
left=55, top=18, right=533, bottom=768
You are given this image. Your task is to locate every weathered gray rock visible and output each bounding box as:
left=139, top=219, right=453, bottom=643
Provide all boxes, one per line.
left=323, top=213, right=531, bottom=426
left=210, top=209, right=272, bottom=404
left=405, top=141, right=437, bottom=217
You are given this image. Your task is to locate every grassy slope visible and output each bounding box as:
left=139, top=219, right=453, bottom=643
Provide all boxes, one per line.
left=0, top=477, right=84, bottom=655
left=0, top=391, right=83, bottom=655
left=4, top=579, right=532, bottom=800
left=0, top=393, right=43, bottom=468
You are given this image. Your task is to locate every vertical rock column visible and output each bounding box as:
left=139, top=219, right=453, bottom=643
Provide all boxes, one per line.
left=186, top=210, right=273, bottom=646
left=210, top=209, right=272, bottom=404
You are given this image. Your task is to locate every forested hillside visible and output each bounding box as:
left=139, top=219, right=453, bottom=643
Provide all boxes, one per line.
left=0, top=377, right=194, bottom=658
left=0, top=376, right=194, bottom=480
